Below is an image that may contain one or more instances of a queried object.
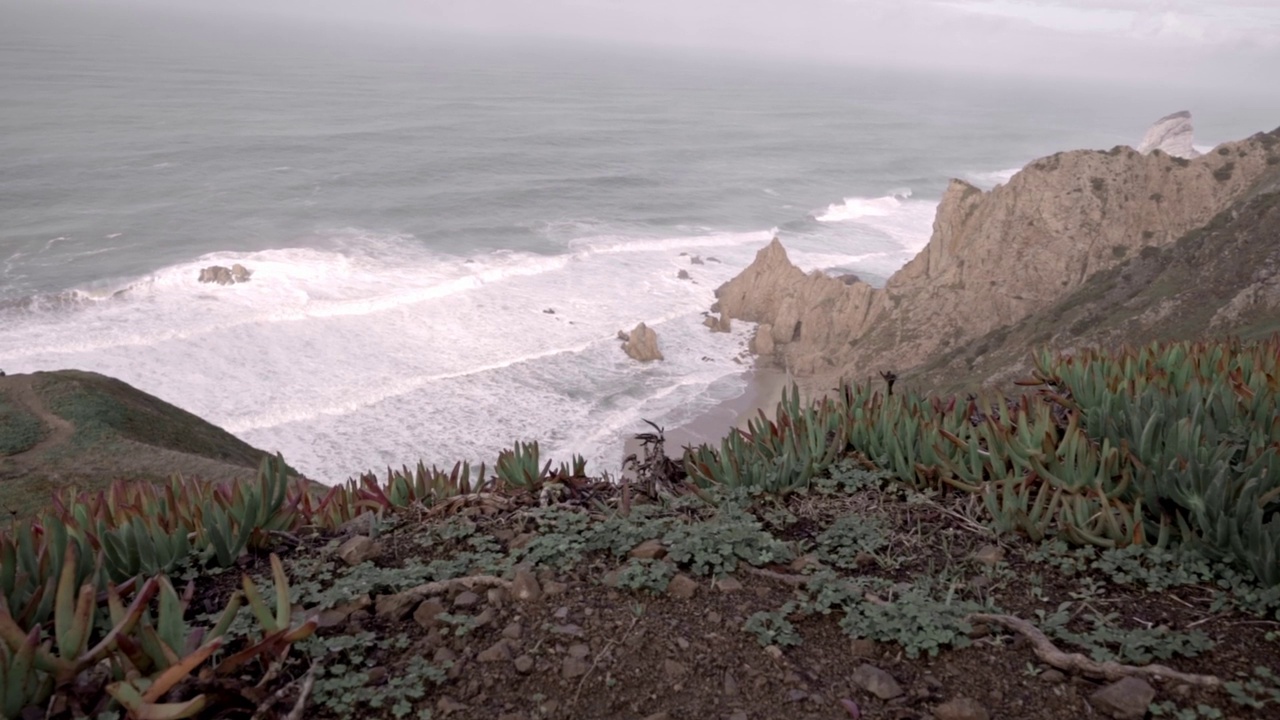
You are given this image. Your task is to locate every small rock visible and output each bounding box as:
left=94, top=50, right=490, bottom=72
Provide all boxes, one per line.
left=729, top=712, right=748, bottom=720
left=510, top=568, right=542, bottom=602
left=336, top=535, right=381, bottom=566
left=562, top=655, right=591, bottom=679
left=542, top=308, right=556, bottom=314
left=553, top=606, right=570, bottom=620
left=375, top=592, right=417, bottom=621
left=849, top=638, right=877, bottom=657
left=716, top=577, right=744, bottom=593
left=972, top=545, right=1005, bottom=567
left=790, top=553, right=820, bottom=572
left=514, top=655, right=535, bottom=673
left=436, top=696, right=467, bottom=715
left=707, top=611, right=722, bottom=625
left=933, top=697, right=990, bottom=720
left=473, top=608, right=495, bottom=628
left=852, top=664, right=903, bottom=700
left=1041, top=669, right=1067, bottom=684
left=486, top=587, right=509, bottom=608
left=667, top=574, right=698, bottom=600
left=628, top=539, right=668, bottom=559
left=707, top=256, right=721, bottom=263
left=764, top=645, right=784, bottom=661
left=787, top=689, right=808, bottom=702
left=723, top=670, right=740, bottom=696
left=501, top=622, right=523, bottom=640
left=1090, top=677, right=1156, bottom=719
left=543, top=580, right=568, bottom=597
left=433, top=647, right=458, bottom=664
left=452, top=591, right=481, bottom=608
left=567, top=643, right=591, bottom=659
left=413, top=599, right=447, bottom=629
left=663, top=659, right=687, bottom=680
left=508, top=532, right=536, bottom=550
left=478, top=640, right=512, bottom=663
left=642, top=714, right=671, bottom=720
left=690, top=255, right=705, bottom=265
left=552, top=623, right=584, bottom=637
left=677, top=269, right=691, bottom=280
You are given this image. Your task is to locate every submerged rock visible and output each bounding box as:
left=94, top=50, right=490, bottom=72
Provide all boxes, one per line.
left=198, top=263, right=252, bottom=285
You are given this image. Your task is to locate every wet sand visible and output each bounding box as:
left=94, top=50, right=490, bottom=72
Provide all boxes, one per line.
left=621, top=367, right=791, bottom=469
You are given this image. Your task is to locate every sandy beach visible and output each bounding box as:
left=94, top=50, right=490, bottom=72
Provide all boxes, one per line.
left=621, top=366, right=791, bottom=470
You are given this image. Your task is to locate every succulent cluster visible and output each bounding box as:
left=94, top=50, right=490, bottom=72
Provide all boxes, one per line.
left=681, top=336, right=1280, bottom=587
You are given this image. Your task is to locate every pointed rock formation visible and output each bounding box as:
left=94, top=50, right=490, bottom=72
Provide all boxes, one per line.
left=1137, top=111, right=1200, bottom=159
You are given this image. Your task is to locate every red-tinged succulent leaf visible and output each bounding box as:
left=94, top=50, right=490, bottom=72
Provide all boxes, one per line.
left=840, top=698, right=861, bottom=718
left=270, top=554, right=290, bottom=629
left=133, top=695, right=208, bottom=720
left=240, top=575, right=277, bottom=634
left=280, top=616, right=318, bottom=644
left=141, top=637, right=222, bottom=703
left=81, top=576, right=160, bottom=667
left=213, top=632, right=287, bottom=676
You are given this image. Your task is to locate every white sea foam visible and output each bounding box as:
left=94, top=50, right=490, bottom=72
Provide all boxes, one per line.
left=816, top=191, right=911, bottom=222
left=813, top=190, right=936, bottom=253
left=964, top=167, right=1022, bottom=189
left=0, top=229, right=768, bottom=482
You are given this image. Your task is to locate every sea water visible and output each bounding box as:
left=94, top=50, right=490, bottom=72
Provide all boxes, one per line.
left=2, top=5, right=1277, bottom=482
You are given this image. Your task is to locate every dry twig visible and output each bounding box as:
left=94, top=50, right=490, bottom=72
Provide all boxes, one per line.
left=968, top=613, right=1221, bottom=687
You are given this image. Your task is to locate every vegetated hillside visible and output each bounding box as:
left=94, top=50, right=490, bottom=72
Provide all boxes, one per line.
left=909, top=156, right=1280, bottom=395
left=0, top=369, right=279, bottom=516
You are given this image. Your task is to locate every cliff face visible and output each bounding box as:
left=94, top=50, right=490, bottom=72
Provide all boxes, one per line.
left=911, top=159, right=1280, bottom=393
left=715, top=127, right=1280, bottom=394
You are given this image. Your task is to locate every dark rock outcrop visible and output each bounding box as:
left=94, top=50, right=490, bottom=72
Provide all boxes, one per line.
left=198, top=263, right=252, bottom=285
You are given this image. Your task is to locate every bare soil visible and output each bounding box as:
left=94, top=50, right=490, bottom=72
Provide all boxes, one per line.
left=172, top=476, right=1280, bottom=720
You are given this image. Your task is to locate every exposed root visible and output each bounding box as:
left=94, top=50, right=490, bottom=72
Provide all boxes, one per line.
left=283, top=666, right=317, bottom=720
left=968, top=613, right=1221, bottom=687
left=395, top=575, right=512, bottom=604
left=252, top=664, right=317, bottom=720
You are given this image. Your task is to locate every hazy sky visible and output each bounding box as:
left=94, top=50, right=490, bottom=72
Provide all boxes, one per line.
left=14, top=0, right=1280, bottom=89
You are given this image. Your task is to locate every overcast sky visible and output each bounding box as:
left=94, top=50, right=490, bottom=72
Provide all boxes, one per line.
left=16, top=0, right=1280, bottom=89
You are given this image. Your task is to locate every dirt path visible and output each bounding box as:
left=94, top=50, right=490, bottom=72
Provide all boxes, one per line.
left=0, top=375, right=74, bottom=461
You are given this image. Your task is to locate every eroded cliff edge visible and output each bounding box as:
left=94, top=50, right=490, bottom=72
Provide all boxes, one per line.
left=714, top=127, right=1280, bottom=395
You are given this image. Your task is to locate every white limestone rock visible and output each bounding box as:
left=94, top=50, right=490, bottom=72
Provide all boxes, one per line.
left=1137, top=111, right=1200, bottom=159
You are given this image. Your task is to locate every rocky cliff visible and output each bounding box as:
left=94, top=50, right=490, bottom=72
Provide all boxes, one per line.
left=715, top=126, right=1280, bottom=395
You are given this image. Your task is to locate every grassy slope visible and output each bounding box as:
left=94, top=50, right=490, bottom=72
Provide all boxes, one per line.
left=0, top=370, right=280, bottom=517
left=907, top=153, right=1280, bottom=395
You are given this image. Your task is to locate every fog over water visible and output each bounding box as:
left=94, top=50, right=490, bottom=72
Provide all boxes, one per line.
left=2, top=1, right=1277, bottom=482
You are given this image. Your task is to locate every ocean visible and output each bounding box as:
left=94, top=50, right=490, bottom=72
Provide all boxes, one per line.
left=3, top=4, right=1278, bottom=483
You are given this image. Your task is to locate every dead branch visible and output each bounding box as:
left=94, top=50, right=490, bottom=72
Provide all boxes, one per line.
left=968, top=613, right=1221, bottom=687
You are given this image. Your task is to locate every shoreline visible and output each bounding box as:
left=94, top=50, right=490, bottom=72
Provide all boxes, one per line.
left=621, top=365, right=790, bottom=469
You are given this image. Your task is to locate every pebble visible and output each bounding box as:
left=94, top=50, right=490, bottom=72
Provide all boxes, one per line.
left=852, top=664, right=903, bottom=700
